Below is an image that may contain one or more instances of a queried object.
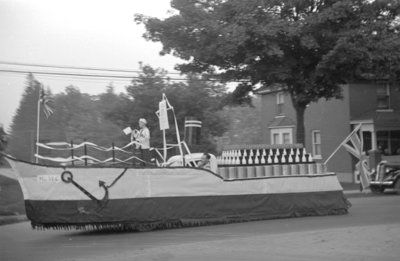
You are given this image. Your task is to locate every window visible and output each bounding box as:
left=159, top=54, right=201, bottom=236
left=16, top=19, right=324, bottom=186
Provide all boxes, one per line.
left=362, top=131, right=372, bottom=154
left=283, top=133, right=291, bottom=144
left=377, top=130, right=400, bottom=155
left=276, top=92, right=284, bottom=115
left=273, top=133, right=280, bottom=145
left=312, top=130, right=322, bottom=159
left=376, top=83, right=390, bottom=110
left=271, top=128, right=293, bottom=145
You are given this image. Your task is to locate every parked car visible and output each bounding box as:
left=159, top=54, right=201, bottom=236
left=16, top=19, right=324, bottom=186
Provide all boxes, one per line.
left=369, top=161, right=400, bottom=194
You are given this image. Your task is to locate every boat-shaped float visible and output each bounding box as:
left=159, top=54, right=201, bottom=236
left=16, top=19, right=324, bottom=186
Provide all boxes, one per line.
left=3, top=95, right=350, bottom=231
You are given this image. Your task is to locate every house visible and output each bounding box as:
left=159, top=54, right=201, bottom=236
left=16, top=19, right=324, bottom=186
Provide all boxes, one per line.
left=256, top=81, right=400, bottom=183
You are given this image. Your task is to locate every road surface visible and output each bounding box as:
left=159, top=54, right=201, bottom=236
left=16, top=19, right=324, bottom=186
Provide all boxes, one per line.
left=1, top=195, right=399, bottom=261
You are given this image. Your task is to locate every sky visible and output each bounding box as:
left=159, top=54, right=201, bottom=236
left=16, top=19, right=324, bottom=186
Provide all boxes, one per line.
left=0, top=0, right=184, bottom=130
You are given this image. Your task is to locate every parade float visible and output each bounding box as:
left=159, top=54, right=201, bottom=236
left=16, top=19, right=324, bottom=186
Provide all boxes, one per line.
left=3, top=94, right=350, bottom=231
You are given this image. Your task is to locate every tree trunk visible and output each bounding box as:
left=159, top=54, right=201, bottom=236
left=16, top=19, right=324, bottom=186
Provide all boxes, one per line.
left=294, top=104, right=306, bottom=145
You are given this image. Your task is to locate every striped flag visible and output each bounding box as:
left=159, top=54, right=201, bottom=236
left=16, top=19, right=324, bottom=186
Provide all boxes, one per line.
left=184, top=119, right=202, bottom=128
left=341, top=125, right=371, bottom=191
left=40, top=88, right=54, bottom=118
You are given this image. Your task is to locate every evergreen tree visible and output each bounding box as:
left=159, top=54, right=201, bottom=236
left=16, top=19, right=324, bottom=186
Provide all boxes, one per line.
left=0, top=124, right=7, bottom=166
left=8, top=74, right=64, bottom=161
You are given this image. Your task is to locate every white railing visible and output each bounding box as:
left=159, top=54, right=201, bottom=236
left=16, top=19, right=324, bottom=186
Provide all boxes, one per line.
left=35, top=140, right=194, bottom=167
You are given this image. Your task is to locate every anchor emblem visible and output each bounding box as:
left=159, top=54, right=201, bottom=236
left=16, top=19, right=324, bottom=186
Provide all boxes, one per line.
left=61, top=171, right=109, bottom=210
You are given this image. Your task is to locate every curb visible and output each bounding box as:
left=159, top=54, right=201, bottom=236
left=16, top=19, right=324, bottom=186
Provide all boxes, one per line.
left=344, top=190, right=399, bottom=198
left=0, top=215, right=28, bottom=226
left=344, top=192, right=374, bottom=198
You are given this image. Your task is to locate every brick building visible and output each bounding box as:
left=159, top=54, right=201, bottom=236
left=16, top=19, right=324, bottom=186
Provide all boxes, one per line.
left=256, top=81, right=400, bottom=183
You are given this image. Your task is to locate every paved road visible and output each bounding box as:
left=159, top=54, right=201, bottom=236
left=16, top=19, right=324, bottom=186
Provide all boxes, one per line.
left=1, top=195, right=399, bottom=261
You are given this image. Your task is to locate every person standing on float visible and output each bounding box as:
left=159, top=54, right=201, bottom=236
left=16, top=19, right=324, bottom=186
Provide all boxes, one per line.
left=132, top=118, right=150, bottom=165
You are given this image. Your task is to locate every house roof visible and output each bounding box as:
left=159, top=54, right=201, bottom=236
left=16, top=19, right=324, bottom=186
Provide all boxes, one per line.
left=351, top=110, right=400, bottom=130
left=268, top=116, right=296, bottom=128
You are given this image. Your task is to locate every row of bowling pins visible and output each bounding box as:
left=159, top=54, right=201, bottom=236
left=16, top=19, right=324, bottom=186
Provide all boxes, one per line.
left=218, top=163, right=327, bottom=179
left=221, top=148, right=307, bottom=158
left=217, top=152, right=313, bottom=165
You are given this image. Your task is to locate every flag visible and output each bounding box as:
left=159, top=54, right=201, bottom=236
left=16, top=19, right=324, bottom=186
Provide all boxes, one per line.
left=341, top=124, right=371, bottom=191
left=40, top=88, right=54, bottom=118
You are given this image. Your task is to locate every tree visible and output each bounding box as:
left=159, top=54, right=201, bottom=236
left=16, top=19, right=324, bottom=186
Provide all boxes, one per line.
left=54, top=86, right=127, bottom=147
left=7, top=68, right=229, bottom=162
left=8, top=74, right=64, bottom=161
left=105, top=64, right=229, bottom=153
left=0, top=124, right=7, bottom=166
left=8, top=78, right=125, bottom=162
left=165, top=74, right=229, bottom=152
left=218, top=96, right=264, bottom=146
left=0, top=124, right=7, bottom=152
left=317, top=1, right=400, bottom=82
left=136, top=0, right=400, bottom=144
left=97, top=84, right=132, bottom=127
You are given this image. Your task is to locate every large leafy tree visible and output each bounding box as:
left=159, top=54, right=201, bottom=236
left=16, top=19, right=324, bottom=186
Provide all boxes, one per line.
left=136, top=0, right=400, bottom=144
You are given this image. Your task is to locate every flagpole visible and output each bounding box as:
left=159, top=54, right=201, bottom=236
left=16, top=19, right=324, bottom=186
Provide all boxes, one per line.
left=35, top=87, right=41, bottom=163
left=324, top=123, right=362, bottom=165
left=166, top=97, right=184, bottom=163
left=358, top=127, right=370, bottom=191
left=359, top=128, right=365, bottom=190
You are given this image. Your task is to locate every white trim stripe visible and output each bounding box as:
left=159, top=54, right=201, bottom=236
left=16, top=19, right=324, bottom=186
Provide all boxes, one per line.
left=185, top=120, right=202, bottom=128
left=185, top=124, right=202, bottom=128
left=185, top=120, right=202, bottom=124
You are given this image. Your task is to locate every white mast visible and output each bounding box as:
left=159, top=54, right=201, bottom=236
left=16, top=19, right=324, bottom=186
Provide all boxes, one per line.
left=156, top=93, right=184, bottom=164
